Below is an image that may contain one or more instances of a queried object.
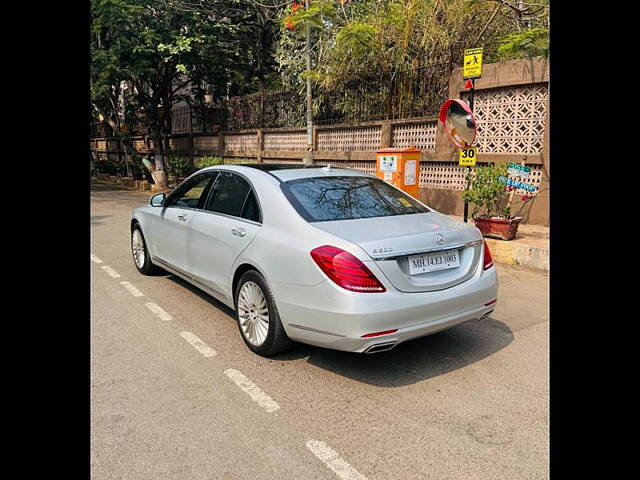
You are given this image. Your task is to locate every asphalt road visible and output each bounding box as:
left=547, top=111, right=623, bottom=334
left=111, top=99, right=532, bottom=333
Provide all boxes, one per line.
left=90, top=178, right=549, bottom=480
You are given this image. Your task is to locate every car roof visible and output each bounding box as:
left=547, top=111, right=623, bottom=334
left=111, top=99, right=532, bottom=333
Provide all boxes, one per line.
left=202, top=163, right=374, bottom=182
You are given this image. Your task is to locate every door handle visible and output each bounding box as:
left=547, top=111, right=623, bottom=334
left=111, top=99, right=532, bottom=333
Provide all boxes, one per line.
left=231, top=227, right=246, bottom=237
left=177, top=214, right=188, bottom=221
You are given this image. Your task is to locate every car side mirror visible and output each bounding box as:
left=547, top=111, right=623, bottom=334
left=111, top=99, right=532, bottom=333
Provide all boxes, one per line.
left=150, top=192, right=166, bottom=207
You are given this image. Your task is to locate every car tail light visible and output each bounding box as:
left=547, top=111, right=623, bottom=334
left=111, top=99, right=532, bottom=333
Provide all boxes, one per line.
left=483, top=240, right=494, bottom=270
left=310, top=245, right=386, bottom=293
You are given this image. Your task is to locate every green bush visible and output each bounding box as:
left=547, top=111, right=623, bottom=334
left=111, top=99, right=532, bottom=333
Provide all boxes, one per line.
left=198, top=155, right=226, bottom=168
left=95, top=158, right=127, bottom=176
left=167, top=153, right=196, bottom=179
left=462, top=163, right=510, bottom=219
left=128, top=155, right=146, bottom=180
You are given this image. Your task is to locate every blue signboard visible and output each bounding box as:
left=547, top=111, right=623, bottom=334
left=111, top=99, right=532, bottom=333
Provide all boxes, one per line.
left=498, top=176, right=537, bottom=192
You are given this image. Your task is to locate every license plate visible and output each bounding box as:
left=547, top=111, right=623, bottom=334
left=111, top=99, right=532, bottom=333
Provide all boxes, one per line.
left=408, top=249, right=460, bottom=275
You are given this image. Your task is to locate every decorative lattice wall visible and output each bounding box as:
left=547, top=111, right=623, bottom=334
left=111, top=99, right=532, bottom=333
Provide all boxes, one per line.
left=419, top=162, right=543, bottom=195
left=462, top=84, right=548, bottom=154
left=420, top=162, right=469, bottom=190
left=392, top=122, right=437, bottom=150
left=264, top=131, right=307, bottom=151
left=194, top=136, right=219, bottom=152
left=225, top=134, right=258, bottom=151
left=317, top=127, right=381, bottom=151
left=315, top=160, right=377, bottom=175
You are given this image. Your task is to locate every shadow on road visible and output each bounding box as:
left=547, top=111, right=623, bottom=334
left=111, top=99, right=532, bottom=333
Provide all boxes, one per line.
left=165, top=274, right=237, bottom=318
left=165, top=271, right=514, bottom=387
left=90, top=178, right=135, bottom=191
left=283, top=318, right=513, bottom=387
left=91, top=215, right=112, bottom=225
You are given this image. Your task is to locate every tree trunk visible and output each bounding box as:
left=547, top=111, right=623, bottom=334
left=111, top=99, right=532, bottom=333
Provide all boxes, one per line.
left=121, top=140, right=133, bottom=179
left=150, top=126, right=169, bottom=190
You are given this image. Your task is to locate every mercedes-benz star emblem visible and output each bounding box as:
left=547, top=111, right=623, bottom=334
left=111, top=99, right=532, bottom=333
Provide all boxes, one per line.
left=436, top=233, right=445, bottom=245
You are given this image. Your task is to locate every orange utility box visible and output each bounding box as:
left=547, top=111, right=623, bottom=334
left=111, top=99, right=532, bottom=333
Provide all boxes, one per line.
left=375, top=147, right=420, bottom=198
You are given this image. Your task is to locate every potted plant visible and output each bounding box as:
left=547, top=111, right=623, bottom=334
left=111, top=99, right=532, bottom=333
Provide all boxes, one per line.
left=462, top=162, right=534, bottom=241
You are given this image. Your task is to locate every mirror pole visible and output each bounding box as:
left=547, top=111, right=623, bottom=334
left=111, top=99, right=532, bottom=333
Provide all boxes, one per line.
left=463, top=78, right=476, bottom=224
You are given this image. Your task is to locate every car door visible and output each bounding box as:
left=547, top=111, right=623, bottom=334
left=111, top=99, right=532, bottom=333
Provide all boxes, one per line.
left=152, top=171, right=217, bottom=273
left=187, top=171, right=262, bottom=298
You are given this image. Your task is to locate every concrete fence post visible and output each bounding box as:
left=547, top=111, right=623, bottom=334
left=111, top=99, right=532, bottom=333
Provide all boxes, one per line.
left=188, top=108, right=195, bottom=169
left=217, top=131, right=225, bottom=157
left=380, top=121, right=392, bottom=148
left=257, top=129, right=264, bottom=163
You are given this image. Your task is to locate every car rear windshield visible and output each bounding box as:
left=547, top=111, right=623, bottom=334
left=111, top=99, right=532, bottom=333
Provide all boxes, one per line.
left=281, top=176, right=430, bottom=222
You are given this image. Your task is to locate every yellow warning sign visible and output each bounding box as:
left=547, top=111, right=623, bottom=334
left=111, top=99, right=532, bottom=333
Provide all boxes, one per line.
left=463, top=48, right=483, bottom=79
left=459, top=147, right=477, bottom=166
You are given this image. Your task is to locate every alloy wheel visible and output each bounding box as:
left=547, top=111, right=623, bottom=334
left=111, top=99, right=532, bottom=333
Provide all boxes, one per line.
left=132, top=229, right=146, bottom=269
left=237, top=281, right=270, bottom=346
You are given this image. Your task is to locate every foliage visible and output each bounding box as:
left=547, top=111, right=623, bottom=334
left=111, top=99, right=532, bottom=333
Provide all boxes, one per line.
left=274, top=0, right=542, bottom=120
left=462, top=163, right=509, bottom=219
left=167, top=153, right=196, bottom=178
left=497, top=28, right=549, bottom=60
left=128, top=154, right=147, bottom=180
left=197, top=155, right=226, bottom=168
left=91, top=0, right=551, bottom=136
left=286, top=0, right=336, bottom=31
left=94, top=158, right=128, bottom=176
left=462, top=163, right=536, bottom=219
left=91, top=0, right=260, bottom=167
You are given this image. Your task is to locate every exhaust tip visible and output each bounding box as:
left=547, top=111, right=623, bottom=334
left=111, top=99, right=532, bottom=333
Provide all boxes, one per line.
left=364, top=341, right=397, bottom=354
left=478, top=310, right=494, bottom=321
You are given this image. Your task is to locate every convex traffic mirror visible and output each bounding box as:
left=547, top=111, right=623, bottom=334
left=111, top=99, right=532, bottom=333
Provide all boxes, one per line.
left=438, top=99, right=477, bottom=148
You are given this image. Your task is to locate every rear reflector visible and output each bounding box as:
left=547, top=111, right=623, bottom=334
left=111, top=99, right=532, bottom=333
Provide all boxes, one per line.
left=310, top=245, right=386, bottom=293
left=483, top=240, right=494, bottom=270
left=361, top=329, right=398, bottom=338
left=484, top=299, right=497, bottom=306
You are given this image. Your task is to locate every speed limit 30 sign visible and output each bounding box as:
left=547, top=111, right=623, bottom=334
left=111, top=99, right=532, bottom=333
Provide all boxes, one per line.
left=459, top=147, right=477, bottom=166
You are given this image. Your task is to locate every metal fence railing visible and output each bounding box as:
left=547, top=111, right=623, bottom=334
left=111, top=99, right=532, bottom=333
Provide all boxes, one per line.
left=91, top=45, right=506, bottom=135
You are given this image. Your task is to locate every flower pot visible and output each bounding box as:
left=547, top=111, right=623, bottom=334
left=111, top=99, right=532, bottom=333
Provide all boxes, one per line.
left=474, top=216, right=522, bottom=241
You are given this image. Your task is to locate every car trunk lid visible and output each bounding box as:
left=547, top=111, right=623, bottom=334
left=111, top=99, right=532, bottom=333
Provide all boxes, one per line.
left=311, top=212, right=483, bottom=292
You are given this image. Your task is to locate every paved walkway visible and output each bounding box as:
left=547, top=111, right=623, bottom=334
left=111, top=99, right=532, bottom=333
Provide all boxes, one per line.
left=451, top=216, right=549, bottom=272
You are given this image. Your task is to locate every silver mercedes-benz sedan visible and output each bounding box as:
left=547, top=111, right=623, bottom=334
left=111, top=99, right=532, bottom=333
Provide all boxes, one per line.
left=130, top=164, right=498, bottom=356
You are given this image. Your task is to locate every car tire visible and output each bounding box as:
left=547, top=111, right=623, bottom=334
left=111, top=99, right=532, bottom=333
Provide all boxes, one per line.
left=131, top=224, right=162, bottom=275
left=235, top=270, right=293, bottom=357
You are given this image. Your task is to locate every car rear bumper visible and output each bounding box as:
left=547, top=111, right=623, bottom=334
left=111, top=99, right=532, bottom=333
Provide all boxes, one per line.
left=271, top=265, right=498, bottom=353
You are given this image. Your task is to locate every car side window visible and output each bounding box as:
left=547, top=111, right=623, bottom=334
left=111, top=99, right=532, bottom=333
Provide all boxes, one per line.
left=204, top=172, right=260, bottom=222
left=166, top=173, right=216, bottom=209
left=241, top=190, right=261, bottom=223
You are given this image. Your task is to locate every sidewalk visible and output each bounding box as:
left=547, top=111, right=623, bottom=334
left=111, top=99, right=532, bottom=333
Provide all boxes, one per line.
left=451, top=216, right=549, bottom=273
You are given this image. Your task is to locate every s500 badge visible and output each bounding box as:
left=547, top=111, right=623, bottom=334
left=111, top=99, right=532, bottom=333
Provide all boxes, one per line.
left=372, top=247, right=393, bottom=255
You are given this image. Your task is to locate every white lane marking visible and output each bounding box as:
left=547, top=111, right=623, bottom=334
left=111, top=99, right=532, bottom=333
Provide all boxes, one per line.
left=179, top=331, right=217, bottom=357
left=91, top=254, right=103, bottom=264
left=119, top=281, right=144, bottom=297
left=101, top=266, right=121, bottom=278
left=306, top=440, right=367, bottom=480
left=224, top=368, right=279, bottom=413
left=145, top=302, right=173, bottom=321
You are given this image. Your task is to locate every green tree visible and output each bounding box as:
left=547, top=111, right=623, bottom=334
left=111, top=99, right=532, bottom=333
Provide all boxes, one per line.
left=91, top=0, right=247, bottom=188
left=275, top=0, right=549, bottom=120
